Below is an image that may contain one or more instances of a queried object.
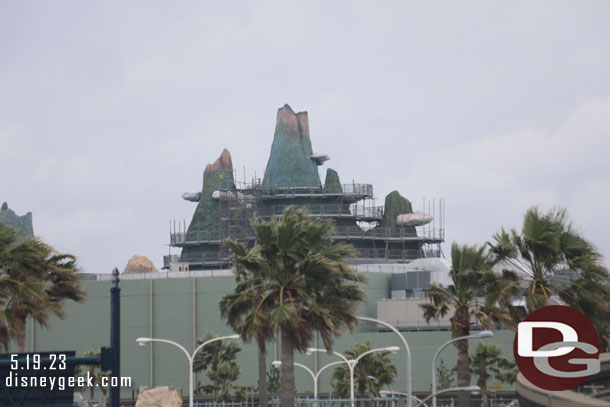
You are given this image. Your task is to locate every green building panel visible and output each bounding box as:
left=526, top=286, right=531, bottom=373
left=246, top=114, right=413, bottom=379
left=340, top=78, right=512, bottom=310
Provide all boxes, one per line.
left=26, top=273, right=515, bottom=398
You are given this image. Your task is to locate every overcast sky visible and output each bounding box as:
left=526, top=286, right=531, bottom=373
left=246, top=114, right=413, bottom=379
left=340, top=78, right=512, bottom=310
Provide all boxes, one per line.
left=2, top=1, right=609, bottom=274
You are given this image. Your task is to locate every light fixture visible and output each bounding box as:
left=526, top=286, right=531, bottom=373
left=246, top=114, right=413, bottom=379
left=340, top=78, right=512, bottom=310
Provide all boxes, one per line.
left=136, top=337, right=152, bottom=346
left=474, top=330, right=493, bottom=339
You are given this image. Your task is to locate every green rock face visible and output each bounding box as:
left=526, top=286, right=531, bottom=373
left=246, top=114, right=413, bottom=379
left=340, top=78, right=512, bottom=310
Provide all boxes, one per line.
left=0, top=202, right=34, bottom=240
left=324, top=168, right=342, bottom=193
left=181, top=150, right=235, bottom=262
left=380, top=190, right=414, bottom=230
left=262, top=104, right=321, bottom=188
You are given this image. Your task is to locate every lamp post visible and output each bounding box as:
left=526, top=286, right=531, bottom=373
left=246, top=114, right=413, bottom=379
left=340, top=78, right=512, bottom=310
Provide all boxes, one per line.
left=272, top=360, right=345, bottom=398
left=136, top=334, right=240, bottom=407
left=307, top=346, right=400, bottom=407
left=431, top=330, right=493, bottom=407
left=356, top=316, right=413, bottom=407
left=416, top=386, right=481, bottom=407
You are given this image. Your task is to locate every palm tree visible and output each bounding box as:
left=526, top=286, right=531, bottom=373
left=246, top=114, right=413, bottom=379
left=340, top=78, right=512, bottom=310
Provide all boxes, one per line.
left=468, top=342, right=517, bottom=407
left=331, top=341, right=397, bottom=398
left=0, top=276, right=47, bottom=351
left=488, top=206, right=610, bottom=344
left=0, top=223, right=85, bottom=351
left=75, top=349, right=109, bottom=401
left=434, top=359, right=455, bottom=391
left=420, top=243, right=499, bottom=407
left=193, top=332, right=241, bottom=399
left=219, top=239, right=274, bottom=407
left=223, top=207, right=367, bottom=407
left=207, top=361, right=241, bottom=402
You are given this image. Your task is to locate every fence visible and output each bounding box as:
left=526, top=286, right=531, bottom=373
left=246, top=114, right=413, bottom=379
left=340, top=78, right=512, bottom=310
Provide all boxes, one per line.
left=191, top=395, right=517, bottom=407
left=195, top=398, right=404, bottom=407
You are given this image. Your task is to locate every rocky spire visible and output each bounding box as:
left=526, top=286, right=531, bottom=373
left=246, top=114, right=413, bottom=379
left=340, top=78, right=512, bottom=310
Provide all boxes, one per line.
left=380, top=190, right=414, bottom=229
left=204, top=148, right=233, bottom=173
left=262, top=104, right=321, bottom=188
left=0, top=202, right=34, bottom=239
left=180, top=149, right=236, bottom=264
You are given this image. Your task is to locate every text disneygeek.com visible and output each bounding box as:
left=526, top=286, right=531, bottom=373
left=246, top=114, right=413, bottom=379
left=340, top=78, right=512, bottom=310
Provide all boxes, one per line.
left=4, top=372, right=132, bottom=391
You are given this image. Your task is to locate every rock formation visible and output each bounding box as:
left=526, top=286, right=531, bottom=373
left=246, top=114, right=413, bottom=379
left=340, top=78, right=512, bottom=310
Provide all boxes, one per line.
left=262, top=104, right=321, bottom=188
left=380, top=191, right=414, bottom=230
left=205, top=148, right=233, bottom=173
left=135, top=386, right=182, bottom=407
left=324, top=168, right=343, bottom=193
left=180, top=149, right=236, bottom=263
left=0, top=202, right=34, bottom=239
left=124, top=255, right=159, bottom=274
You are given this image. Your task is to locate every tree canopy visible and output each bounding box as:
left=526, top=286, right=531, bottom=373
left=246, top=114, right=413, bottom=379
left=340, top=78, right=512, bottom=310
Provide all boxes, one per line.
left=0, top=223, right=85, bottom=351
left=221, top=207, right=367, bottom=407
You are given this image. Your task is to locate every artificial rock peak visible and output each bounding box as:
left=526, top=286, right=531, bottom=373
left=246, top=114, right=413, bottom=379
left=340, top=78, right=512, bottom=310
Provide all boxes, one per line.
left=0, top=201, right=34, bottom=240
left=205, top=148, right=233, bottom=173
left=184, top=149, right=236, bottom=243
left=262, top=104, right=321, bottom=188
left=171, top=104, right=443, bottom=270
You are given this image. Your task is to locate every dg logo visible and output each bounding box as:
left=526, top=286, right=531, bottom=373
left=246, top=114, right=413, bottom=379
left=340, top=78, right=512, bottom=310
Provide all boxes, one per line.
left=513, top=305, right=601, bottom=391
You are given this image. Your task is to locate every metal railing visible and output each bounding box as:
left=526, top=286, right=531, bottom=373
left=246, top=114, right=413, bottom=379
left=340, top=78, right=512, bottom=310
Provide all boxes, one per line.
left=334, top=227, right=444, bottom=241
left=248, top=182, right=374, bottom=198
left=355, top=249, right=422, bottom=261
left=170, top=228, right=443, bottom=247
left=170, top=231, right=256, bottom=245
left=232, top=204, right=383, bottom=220
left=192, top=395, right=517, bottom=407
left=195, top=398, right=405, bottom=407
left=163, top=249, right=437, bottom=268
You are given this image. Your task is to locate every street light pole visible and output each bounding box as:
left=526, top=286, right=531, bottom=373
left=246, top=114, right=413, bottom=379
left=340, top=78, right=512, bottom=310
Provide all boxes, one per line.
left=307, top=346, right=400, bottom=407
left=136, top=334, right=240, bottom=407
left=431, top=331, right=493, bottom=407
left=272, top=360, right=345, bottom=398
left=356, top=316, right=413, bottom=407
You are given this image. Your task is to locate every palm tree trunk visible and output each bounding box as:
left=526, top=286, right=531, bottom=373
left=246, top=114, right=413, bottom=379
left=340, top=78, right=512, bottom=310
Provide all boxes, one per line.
left=15, top=313, right=27, bottom=353
left=280, top=327, right=295, bottom=407
left=257, top=334, right=269, bottom=407
left=480, top=367, right=488, bottom=407
left=212, top=362, right=220, bottom=399
left=90, top=373, right=95, bottom=400
left=455, top=306, right=471, bottom=407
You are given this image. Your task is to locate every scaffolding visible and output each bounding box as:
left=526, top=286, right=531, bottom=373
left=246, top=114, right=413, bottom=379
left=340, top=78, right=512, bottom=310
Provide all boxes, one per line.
left=166, top=172, right=445, bottom=270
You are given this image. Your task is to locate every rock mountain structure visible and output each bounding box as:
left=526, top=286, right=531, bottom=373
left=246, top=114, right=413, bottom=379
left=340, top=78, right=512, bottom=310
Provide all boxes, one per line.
left=124, top=255, right=159, bottom=274
left=0, top=202, right=34, bottom=240
left=263, top=104, right=320, bottom=188
left=167, top=105, right=444, bottom=270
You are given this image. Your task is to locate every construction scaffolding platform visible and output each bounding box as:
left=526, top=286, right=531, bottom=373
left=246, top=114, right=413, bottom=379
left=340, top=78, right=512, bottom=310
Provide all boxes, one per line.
left=165, top=105, right=446, bottom=271
left=167, top=179, right=445, bottom=269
